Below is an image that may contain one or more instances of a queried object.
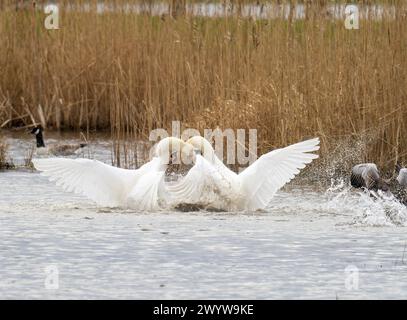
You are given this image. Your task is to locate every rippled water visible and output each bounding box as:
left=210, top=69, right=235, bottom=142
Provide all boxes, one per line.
left=1, top=134, right=407, bottom=299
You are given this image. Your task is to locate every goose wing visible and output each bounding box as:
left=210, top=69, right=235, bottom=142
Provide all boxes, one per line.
left=397, top=168, right=407, bottom=187
left=238, top=138, right=320, bottom=211
left=350, top=165, right=367, bottom=189
left=351, top=163, right=379, bottom=189
left=32, top=157, right=161, bottom=207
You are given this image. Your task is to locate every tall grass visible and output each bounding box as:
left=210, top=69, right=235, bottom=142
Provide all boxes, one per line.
left=0, top=0, right=406, bottom=169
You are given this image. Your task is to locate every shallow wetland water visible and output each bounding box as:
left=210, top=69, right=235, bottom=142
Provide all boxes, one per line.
left=1, top=132, right=407, bottom=299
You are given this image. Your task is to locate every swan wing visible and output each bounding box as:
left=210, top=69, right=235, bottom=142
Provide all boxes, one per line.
left=166, top=154, right=230, bottom=206
left=213, top=156, right=238, bottom=182
left=32, top=157, right=161, bottom=207
left=126, top=169, right=166, bottom=211
left=238, top=138, right=320, bottom=210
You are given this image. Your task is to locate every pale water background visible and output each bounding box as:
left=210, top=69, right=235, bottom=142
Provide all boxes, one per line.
left=38, top=2, right=400, bottom=20
left=1, top=132, right=407, bottom=299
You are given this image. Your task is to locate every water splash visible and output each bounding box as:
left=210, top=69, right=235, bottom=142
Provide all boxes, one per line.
left=325, top=178, right=407, bottom=227
left=353, top=191, right=407, bottom=227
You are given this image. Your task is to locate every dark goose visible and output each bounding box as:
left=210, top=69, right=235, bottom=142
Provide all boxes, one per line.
left=350, top=163, right=389, bottom=191
left=31, top=126, right=87, bottom=156
left=396, top=164, right=407, bottom=187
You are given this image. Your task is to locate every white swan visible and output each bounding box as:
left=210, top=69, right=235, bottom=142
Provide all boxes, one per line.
left=167, top=136, right=320, bottom=211
left=32, top=137, right=195, bottom=210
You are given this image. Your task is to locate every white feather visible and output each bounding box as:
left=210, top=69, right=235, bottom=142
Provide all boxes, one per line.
left=166, top=155, right=232, bottom=208
left=32, top=157, right=162, bottom=207
left=33, top=137, right=320, bottom=212
left=238, top=138, right=320, bottom=210
left=186, top=137, right=320, bottom=211
left=127, top=169, right=166, bottom=211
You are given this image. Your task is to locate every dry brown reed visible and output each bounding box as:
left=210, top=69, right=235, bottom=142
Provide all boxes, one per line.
left=0, top=142, right=6, bottom=167
left=0, top=0, right=406, bottom=169
left=0, top=140, right=13, bottom=169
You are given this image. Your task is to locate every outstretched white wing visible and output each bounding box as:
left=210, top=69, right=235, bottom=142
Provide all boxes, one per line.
left=32, top=157, right=161, bottom=207
left=126, top=169, right=166, bottom=211
left=166, top=154, right=231, bottom=206
left=239, top=138, right=320, bottom=210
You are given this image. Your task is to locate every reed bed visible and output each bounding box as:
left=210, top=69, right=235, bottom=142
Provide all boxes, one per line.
left=0, top=0, right=406, bottom=169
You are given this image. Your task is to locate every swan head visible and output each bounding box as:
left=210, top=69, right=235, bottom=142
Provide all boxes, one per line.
left=186, top=136, right=215, bottom=163
left=155, top=137, right=195, bottom=165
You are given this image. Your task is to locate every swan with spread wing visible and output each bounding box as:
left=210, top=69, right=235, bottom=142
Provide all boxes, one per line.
left=32, top=137, right=197, bottom=211
left=33, top=135, right=320, bottom=212
left=166, top=136, right=320, bottom=211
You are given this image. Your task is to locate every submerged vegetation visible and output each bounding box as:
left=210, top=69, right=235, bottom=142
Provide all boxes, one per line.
left=0, top=0, right=406, bottom=169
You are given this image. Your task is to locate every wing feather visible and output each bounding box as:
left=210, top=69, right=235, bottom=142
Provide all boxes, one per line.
left=166, top=155, right=231, bottom=206
left=32, top=157, right=161, bottom=207
left=126, top=170, right=165, bottom=211
left=239, top=138, right=320, bottom=210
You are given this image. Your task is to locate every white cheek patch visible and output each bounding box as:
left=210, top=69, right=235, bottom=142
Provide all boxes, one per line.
left=34, top=129, right=40, bottom=135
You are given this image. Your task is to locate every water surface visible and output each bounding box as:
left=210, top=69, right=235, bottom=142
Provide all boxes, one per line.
left=1, top=134, right=407, bottom=299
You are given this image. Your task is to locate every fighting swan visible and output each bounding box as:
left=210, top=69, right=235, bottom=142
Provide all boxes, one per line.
left=33, top=136, right=320, bottom=211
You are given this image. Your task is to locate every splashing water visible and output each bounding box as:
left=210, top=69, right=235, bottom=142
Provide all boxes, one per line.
left=325, top=178, right=407, bottom=227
